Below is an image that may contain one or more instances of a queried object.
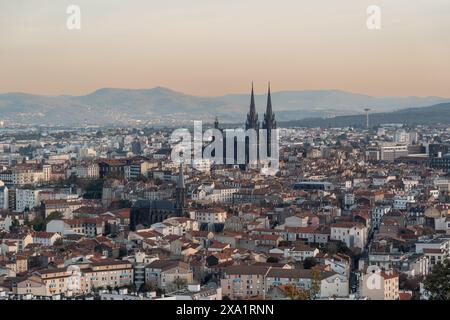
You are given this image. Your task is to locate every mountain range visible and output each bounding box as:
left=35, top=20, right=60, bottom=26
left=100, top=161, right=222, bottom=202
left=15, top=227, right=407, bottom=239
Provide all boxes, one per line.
left=0, top=87, right=449, bottom=126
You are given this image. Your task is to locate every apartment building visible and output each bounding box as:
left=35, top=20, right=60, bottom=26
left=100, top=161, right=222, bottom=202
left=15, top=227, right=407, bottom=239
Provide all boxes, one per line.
left=361, top=268, right=399, bottom=300
left=220, top=266, right=270, bottom=299
left=145, top=260, right=193, bottom=290
left=84, top=260, right=134, bottom=290
left=380, top=144, right=409, bottom=161
left=415, top=237, right=450, bottom=270
left=221, top=265, right=349, bottom=300
left=74, top=162, right=100, bottom=179
left=15, top=261, right=133, bottom=297
left=265, top=268, right=349, bottom=299
left=41, top=199, right=83, bottom=219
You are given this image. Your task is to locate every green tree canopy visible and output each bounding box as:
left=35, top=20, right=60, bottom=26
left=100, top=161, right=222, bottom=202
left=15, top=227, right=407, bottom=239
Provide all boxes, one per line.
left=303, top=257, right=318, bottom=269
left=267, top=256, right=279, bottom=263
left=424, top=260, right=450, bottom=300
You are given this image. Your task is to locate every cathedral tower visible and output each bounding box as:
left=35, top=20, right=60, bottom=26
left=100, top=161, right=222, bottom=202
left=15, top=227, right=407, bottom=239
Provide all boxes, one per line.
left=262, top=83, right=277, bottom=157
left=245, top=83, right=260, bottom=131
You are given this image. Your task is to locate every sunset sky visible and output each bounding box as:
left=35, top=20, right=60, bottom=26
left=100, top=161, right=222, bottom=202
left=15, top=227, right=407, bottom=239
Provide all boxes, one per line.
left=1, top=0, right=450, bottom=97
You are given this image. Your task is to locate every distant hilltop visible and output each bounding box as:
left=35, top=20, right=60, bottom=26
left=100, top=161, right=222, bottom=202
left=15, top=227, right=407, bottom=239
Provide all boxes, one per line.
left=0, top=87, right=448, bottom=126
left=279, top=102, right=450, bottom=128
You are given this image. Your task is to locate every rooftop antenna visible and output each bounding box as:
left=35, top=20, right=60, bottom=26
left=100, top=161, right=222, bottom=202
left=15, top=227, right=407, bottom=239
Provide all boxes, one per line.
left=364, top=108, right=371, bottom=130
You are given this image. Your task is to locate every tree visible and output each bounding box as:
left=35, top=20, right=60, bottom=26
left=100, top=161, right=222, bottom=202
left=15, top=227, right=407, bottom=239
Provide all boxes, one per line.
left=309, top=267, right=321, bottom=300
left=283, top=285, right=310, bottom=300
left=422, top=227, right=435, bottom=236
left=30, top=216, right=46, bottom=231
left=284, top=285, right=300, bottom=300
left=10, top=219, right=21, bottom=232
left=118, top=247, right=128, bottom=258
left=46, top=211, right=63, bottom=222
left=121, top=284, right=136, bottom=293
left=324, top=241, right=353, bottom=257
left=303, top=257, right=318, bottom=269
left=266, top=256, right=279, bottom=263
left=324, top=242, right=338, bottom=255
left=53, top=238, right=64, bottom=247
left=18, top=145, right=36, bottom=157
left=172, top=278, right=187, bottom=290
left=31, top=211, right=63, bottom=231
left=399, top=274, right=421, bottom=293
left=139, top=282, right=155, bottom=293
left=106, top=172, right=124, bottom=180
left=83, top=179, right=104, bottom=199
left=136, top=174, right=150, bottom=183
left=424, top=260, right=450, bottom=300
left=68, top=174, right=78, bottom=186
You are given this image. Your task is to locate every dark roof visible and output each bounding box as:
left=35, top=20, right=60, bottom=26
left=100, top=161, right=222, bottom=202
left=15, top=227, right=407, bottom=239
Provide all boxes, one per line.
left=224, top=265, right=337, bottom=280
left=91, top=260, right=131, bottom=267
left=267, top=268, right=336, bottom=280
left=225, top=265, right=270, bottom=276
left=132, top=200, right=174, bottom=210
left=146, top=260, right=188, bottom=271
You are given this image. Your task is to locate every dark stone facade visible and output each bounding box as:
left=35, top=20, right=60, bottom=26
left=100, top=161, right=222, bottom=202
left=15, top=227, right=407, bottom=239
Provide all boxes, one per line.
left=130, top=200, right=175, bottom=231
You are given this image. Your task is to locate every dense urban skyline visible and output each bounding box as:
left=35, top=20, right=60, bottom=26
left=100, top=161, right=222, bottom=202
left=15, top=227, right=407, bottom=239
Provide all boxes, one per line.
left=1, top=0, right=450, bottom=305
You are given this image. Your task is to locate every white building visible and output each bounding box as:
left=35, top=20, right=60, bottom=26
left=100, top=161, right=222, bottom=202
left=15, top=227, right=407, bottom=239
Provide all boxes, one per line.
left=280, top=245, right=319, bottom=261
left=32, top=231, right=61, bottom=246
left=15, top=188, right=41, bottom=213
left=371, top=206, right=391, bottom=229
left=164, top=284, right=222, bottom=300
left=190, top=209, right=227, bottom=224
left=402, top=179, right=419, bottom=191
left=75, top=162, right=99, bottom=179
left=78, top=148, right=97, bottom=159
left=415, top=237, right=450, bottom=270
left=192, top=158, right=213, bottom=173
left=380, top=144, right=408, bottom=161
left=46, top=220, right=76, bottom=236
left=330, top=222, right=368, bottom=250
left=0, top=215, right=13, bottom=231
left=191, top=184, right=238, bottom=204
left=150, top=217, right=199, bottom=236
left=344, top=193, right=355, bottom=206
left=283, top=215, right=309, bottom=228
left=394, top=130, right=409, bottom=144
left=0, top=180, right=8, bottom=210
left=323, top=255, right=351, bottom=277
left=393, top=195, right=415, bottom=210
left=211, top=186, right=239, bottom=204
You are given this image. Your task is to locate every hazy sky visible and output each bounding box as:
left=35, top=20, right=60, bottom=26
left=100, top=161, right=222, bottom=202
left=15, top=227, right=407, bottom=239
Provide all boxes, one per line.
left=1, top=0, right=450, bottom=97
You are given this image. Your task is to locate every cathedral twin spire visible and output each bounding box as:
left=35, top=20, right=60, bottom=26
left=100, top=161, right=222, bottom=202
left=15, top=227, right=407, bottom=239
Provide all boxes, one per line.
left=245, top=82, right=276, bottom=131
